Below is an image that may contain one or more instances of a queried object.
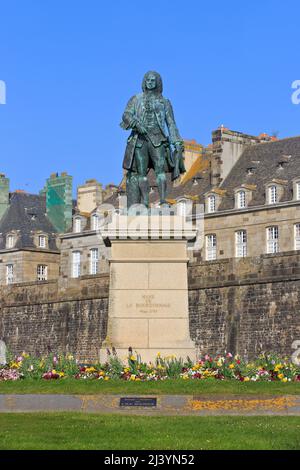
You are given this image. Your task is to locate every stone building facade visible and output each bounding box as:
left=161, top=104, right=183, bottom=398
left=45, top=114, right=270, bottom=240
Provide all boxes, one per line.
left=0, top=128, right=300, bottom=359
left=0, top=191, right=61, bottom=285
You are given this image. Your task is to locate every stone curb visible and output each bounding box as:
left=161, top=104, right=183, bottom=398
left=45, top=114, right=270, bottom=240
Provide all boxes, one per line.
left=0, top=394, right=300, bottom=416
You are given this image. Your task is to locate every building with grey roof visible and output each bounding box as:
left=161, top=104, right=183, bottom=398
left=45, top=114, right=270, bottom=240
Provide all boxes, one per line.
left=0, top=172, right=73, bottom=285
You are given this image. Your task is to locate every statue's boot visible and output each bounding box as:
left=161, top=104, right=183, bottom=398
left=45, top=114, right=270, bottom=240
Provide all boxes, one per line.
left=138, top=176, right=149, bottom=208
left=157, top=173, right=167, bottom=205
left=126, top=171, right=140, bottom=209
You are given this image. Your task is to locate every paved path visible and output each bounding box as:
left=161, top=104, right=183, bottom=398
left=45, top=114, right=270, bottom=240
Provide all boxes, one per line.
left=0, top=394, right=300, bottom=416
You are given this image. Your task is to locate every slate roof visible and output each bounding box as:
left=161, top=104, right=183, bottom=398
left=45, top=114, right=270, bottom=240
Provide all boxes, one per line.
left=83, top=135, right=300, bottom=221
left=102, top=154, right=212, bottom=209
left=218, top=136, right=300, bottom=210
left=0, top=192, right=59, bottom=251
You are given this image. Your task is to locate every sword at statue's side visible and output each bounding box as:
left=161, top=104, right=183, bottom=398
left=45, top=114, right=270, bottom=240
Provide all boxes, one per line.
left=172, top=141, right=186, bottom=181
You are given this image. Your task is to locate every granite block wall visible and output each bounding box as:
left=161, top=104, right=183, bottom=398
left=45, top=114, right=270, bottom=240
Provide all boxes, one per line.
left=0, top=252, right=299, bottom=360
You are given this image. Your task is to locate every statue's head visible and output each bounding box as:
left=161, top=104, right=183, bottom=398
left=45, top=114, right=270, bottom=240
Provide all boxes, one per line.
left=142, top=71, right=163, bottom=94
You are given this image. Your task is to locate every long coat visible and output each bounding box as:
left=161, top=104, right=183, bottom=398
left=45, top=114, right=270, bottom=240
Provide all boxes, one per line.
left=121, top=93, right=182, bottom=172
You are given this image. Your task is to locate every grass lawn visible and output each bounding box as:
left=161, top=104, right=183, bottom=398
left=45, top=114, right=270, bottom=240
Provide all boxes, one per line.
left=0, top=413, right=299, bottom=450
left=0, top=378, right=299, bottom=395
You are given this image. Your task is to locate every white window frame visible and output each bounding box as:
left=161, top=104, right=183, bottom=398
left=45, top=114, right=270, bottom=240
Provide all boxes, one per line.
left=38, top=235, right=46, bottom=248
left=268, top=185, right=278, bottom=204
left=91, top=214, right=99, bottom=231
left=177, top=200, right=187, bottom=217
left=7, top=235, right=14, bottom=249
left=294, top=223, right=300, bottom=250
left=207, top=195, right=216, bottom=213
left=90, top=248, right=99, bottom=275
left=72, top=251, right=81, bottom=278
left=267, top=226, right=279, bottom=253
left=6, top=264, right=14, bottom=284
left=296, top=182, right=300, bottom=201
left=37, top=264, right=48, bottom=281
left=205, top=234, right=217, bottom=260
left=74, top=217, right=81, bottom=233
left=237, top=190, right=246, bottom=209
left=235, top=230, right=247, bottom=257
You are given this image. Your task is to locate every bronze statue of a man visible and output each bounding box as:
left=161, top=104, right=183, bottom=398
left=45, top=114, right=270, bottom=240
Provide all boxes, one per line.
left=121, top=71, right=185, bottom=208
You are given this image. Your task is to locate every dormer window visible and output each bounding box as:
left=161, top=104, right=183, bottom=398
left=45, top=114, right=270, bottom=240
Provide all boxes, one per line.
left=268, top=185, right=278, bottom=204
left=6, top=235, right=14, bottom=249
left=28, top=212, right=37, bottom=221
left=207, top=195, right=216, bottom=213
left=74, top=217, right=81, bottom=233
left=237, top=190, right=246, bottom=209
left=246, top=167, right=256, bottom=176
left=38, top=235, right=46, bottom=248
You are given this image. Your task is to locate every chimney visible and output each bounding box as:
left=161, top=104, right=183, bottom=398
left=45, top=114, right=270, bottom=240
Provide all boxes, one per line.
left=211, top=127, right=261, bottom=185
left=0, top=174, right=9, bottom=220
left=45, top=172, right=73, bottom=233
left=77, top=179, right=103, bottom=214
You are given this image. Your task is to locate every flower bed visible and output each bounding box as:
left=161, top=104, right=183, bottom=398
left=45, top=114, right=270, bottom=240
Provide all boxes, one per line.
left=0, top=350, right=300, bottom=382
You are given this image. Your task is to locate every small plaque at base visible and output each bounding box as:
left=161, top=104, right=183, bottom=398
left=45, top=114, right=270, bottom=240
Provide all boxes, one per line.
left=120, top=397, right=157, bottom=407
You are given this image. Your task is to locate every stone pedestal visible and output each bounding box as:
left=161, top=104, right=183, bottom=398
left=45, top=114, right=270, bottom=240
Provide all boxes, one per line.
left=100, top=215, right=196, bottom=363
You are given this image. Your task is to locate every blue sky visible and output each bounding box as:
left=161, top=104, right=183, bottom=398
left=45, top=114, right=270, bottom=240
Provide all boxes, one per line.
left=0, top=0, right=299, bottom=195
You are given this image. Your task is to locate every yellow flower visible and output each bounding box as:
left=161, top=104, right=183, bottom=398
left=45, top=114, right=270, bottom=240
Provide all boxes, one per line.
left=86, top=367, right=96, bottom=373
left=130, top=355, right=136, bottom=361
left=98, top=371, right=105, bottom=376
left=274, top=364, right=283, bottom=372
left=157, top=352, right=161, bottom=357
left=130, top=374, right=136, bottom=381
left=104, top=376, right=109, bottom=381
left=281, top=377, right=288, bottom=383
left=67, top=354, right=74, bottom=360
left=244, top=377, right=250, bottom=382
left=22, top=352, right=29, bottom=358
left=182, top=375, right=189, bottom=380
left=124, top=367, right=130, bottom=373
left=11, top=362, right=20, bottom=369
left=58, top=371, right=65, bottom=377
left=278, top=373, right=284, bottom=380
left=229, top=364, right=235, bottom=369
left=52, top=369, right=57, bottom=374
